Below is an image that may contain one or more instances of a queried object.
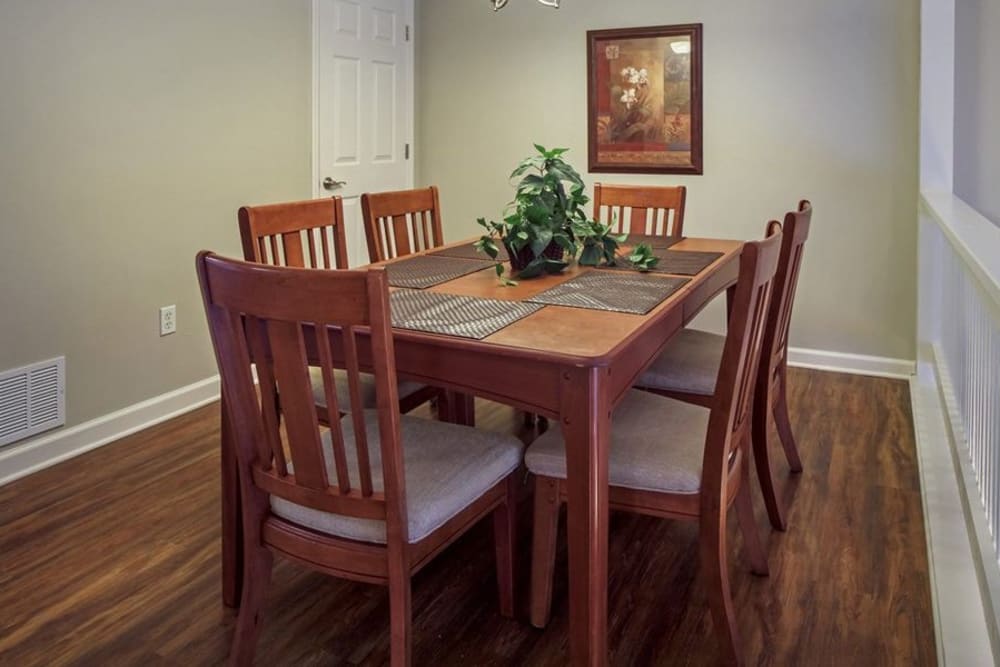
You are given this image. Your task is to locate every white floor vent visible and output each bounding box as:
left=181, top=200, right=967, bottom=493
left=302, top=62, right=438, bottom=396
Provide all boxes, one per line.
left=0, top=357, right=65, bottom=448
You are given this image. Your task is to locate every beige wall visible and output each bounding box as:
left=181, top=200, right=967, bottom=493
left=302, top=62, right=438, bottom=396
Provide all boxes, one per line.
left=0, top=1, right=312, bottom=428
left=416, top=0, right=920, bottom=360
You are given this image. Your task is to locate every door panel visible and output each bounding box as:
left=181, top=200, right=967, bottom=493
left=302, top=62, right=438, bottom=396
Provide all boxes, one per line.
left=317, top=0, right=413, bottom=267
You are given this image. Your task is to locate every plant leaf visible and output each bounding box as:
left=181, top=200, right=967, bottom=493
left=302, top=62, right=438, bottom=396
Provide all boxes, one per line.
left=530, top=227, right=554, bottom=255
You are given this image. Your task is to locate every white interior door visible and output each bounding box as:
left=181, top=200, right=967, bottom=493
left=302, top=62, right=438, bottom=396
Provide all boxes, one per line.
left=315, top=0, right=414, bottom=267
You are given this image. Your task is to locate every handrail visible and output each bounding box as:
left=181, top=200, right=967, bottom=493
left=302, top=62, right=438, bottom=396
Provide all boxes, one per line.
left=921, top=190, right=1000, bottom=313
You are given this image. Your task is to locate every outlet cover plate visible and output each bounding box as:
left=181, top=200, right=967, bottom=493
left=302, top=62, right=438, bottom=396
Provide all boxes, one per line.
left=159, top=305, right=177, bottom=336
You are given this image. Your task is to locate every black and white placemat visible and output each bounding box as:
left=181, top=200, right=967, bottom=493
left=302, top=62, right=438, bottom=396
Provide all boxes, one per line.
left=385, top=256, right=492, bottom=289
left=624, top=234, right=685, bottom=250
left=390, top=289, right=543, bottom=339
left=526, top=271, right=690, bottom=315
left=429, top=242, right=510, bottom=262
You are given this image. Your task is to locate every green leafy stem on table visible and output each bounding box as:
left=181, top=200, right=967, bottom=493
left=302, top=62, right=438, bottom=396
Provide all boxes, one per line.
left=627, top=243, right=660, bottom=272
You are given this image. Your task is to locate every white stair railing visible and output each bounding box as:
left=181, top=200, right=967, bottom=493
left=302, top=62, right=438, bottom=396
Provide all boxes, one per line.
left=918, top=190, right=1000, bottom=660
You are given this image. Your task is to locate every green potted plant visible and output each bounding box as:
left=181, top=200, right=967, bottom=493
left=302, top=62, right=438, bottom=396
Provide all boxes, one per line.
left=475, top=144, right=625, bottom=282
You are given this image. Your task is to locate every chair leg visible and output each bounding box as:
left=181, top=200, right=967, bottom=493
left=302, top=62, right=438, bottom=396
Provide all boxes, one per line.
left=388, top=563, right=412, bottom=667
left=773, top=369, right=803, bottom=473
left=529, top=476, right=560, bottom=629
left=228, top=546, right=273, bottom=667
left=699, top=506, right=743, bottom=666
left=492, top=475, right=518, bottom=618
left=735, top=456, right=769, bottom=576
left=751, top=400, right=788, bottom=532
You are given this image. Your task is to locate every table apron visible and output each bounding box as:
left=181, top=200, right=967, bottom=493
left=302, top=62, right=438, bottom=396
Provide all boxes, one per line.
left=683, top=258, right=739, bottom=324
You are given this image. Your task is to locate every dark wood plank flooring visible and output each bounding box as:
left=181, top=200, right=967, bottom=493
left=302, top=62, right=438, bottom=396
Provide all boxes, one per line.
left=0, top=368, right=935, bottom=665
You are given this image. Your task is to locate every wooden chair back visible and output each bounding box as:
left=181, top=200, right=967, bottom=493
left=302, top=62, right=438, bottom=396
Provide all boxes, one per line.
left=361, top=186, right=444, bottom=263
left=703, top=231, right=783, bottom=496
left=762, top=200, right=812, bottom=376
left=593, top=183, right=687, bottom=237
left=238, top=198, right=349, bottom=269
left=197, top=254, right=408, bottom=540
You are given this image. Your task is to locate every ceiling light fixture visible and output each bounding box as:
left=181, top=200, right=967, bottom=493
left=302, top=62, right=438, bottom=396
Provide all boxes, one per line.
left=491, top=0, right=560, bottom=11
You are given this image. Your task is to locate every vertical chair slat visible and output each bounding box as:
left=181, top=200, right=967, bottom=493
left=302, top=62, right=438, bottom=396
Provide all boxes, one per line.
left=282, top=231, right=305, bottom=267
left=320, top=227, right=332, bottom=268
left=342, top=326, right=374, bottom=497
left=376, top=219, right=389, bottom=263
left=225, top=311, right=276, bottom=470
left=267, top=319, right=329, bottom=491
left=629, top=207, right=649, bottom=235
left=244, top=315, right=288, bottom=476
left=410, top=213, right=420, bottom=252
left=392, top=215, right=411, bottom=257
left=315, top=321, right=352, bottom=493
left=422, top=211, right=432, bottom=250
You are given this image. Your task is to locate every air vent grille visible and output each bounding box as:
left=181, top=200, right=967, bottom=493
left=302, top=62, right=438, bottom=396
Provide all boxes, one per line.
left=0, top=357, right=65, bottom=448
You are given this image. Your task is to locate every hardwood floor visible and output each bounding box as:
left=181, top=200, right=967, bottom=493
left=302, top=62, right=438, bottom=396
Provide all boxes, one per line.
left=0, top=368, right=935, bottom=666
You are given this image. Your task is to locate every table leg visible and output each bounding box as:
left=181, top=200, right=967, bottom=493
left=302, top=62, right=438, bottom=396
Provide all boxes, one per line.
left=560, top=365, right=610, bottom=666
left=220, top=392, right=243, bottom=608
left=449, top=391, right=476, bottom=427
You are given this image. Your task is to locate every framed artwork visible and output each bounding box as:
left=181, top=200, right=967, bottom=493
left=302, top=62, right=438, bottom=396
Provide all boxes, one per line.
left=587, top=24, right=703, bottom=174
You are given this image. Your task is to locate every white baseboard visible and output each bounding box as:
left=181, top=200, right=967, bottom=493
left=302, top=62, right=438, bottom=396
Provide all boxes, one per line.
left=787, top=346, right=916, bottom=379
left=0, top=376, right=220, bottom=488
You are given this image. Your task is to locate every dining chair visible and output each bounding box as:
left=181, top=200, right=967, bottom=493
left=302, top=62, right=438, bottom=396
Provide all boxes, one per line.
left=197, top=253, right=522, bottom=666
left=526, top=231, right=782, bottom=665
left=361, top=186, right=444, bottom=263
left=592, top=182, right=687, bottom=238
left=238, top=198, right=444, bottom=423
left=635, top=201, right=812, bottom=531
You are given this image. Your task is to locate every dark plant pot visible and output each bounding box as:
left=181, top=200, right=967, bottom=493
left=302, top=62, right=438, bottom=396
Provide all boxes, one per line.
left=506, top=241, right=565, bottom=273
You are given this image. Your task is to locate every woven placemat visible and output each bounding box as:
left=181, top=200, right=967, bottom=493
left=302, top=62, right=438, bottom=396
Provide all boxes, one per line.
left=429, top=242, right=510, bottom=262
left=527, top=271, right=689, bottom=315
left=624, top=234, right=685, bottom=249
left=598, top=249, right=723, bottom=276
left=385, top=256, right=492, bottom=289
left=390, top=289, right=543, bottom=339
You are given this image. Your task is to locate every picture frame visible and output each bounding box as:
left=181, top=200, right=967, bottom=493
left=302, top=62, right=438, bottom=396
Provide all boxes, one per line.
left=587, top=24, right=703, bottom=175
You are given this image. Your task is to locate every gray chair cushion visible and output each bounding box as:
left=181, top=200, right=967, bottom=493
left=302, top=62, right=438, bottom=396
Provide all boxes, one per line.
left=271, top=410, right=524, bottom=543
left=635, top=328, right=724, bottom=396
left=308, top=367, right=428, bottom=411
left=524, top=389, right=708, bottom=494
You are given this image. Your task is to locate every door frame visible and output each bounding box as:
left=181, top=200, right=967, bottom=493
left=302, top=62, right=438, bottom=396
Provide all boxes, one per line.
left=310, top=0, right=416, bottom=200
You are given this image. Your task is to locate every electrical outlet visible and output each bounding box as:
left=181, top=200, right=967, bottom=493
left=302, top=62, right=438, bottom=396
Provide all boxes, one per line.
left=159, top=305, right=177, bottom=336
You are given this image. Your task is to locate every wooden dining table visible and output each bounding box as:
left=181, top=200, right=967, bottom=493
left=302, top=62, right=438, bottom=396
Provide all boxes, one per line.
left=218, top=235, right=743, bottom=666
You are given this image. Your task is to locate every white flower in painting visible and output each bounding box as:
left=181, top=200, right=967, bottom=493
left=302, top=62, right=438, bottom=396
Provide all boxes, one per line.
left=620, top=88, right=637, bottom=108
left=620, top=66, right=648, bottom=86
